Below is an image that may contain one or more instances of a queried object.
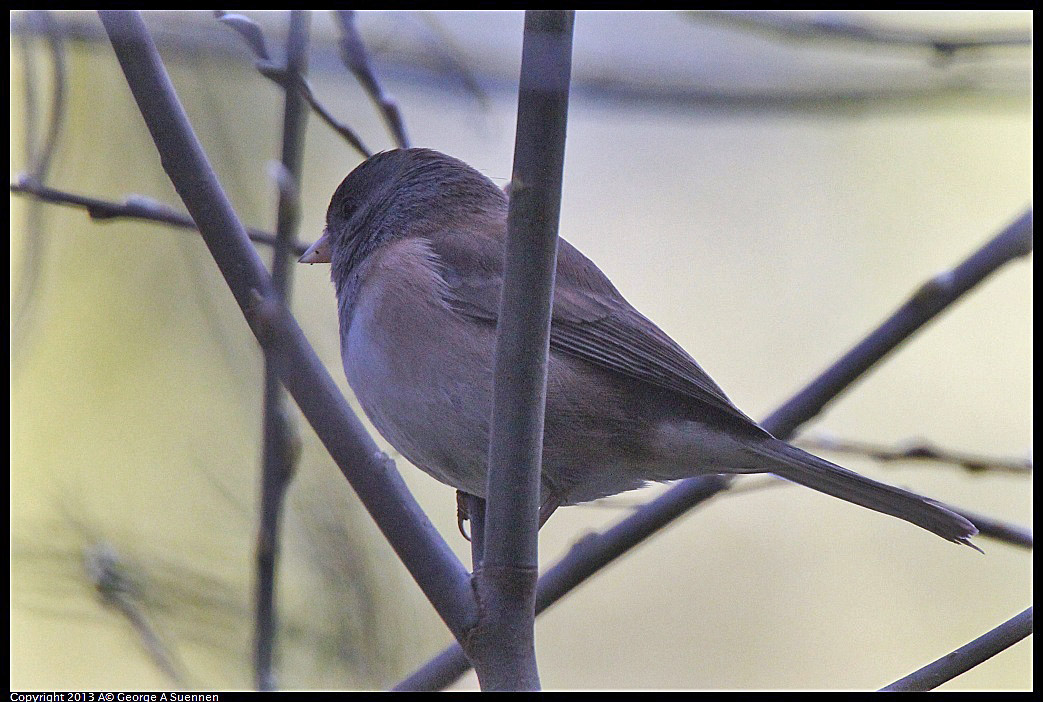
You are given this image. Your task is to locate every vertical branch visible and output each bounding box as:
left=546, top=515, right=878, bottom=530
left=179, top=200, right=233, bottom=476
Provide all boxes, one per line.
left=12, top=9, right=67, bottom=366
left=254, top=9, right=310, bottom=692
left=470, top=10, right=574, bottom=692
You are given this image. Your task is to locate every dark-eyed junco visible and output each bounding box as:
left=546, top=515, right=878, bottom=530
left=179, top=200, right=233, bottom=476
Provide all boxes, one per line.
left=300, top=148, right=977, bottom=549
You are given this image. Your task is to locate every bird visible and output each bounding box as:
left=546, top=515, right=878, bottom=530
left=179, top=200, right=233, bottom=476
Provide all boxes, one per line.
left=299, top=147, right=978, bottom=549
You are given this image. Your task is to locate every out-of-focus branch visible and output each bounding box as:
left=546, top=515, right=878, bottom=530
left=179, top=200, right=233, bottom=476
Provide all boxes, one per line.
left=12, top=10, right=68, bottom=365
left=253, top=9, right=310, bottom=693
left=797, top=434, right=1032, bottom=476
left=687, top=11, right=1032, bottom=54
left=332, top=10, right=410, bottom=149
left=9, top=177, right=305, bottom=255
left=216, top=10, right=372, bottom=158
left=20, top=10, right=66, bottom=179
left=880, top=607, right=1033, bottom=691
left=97, top=9, right=477, bottom=643
left=393, top=210, right=1033, bottom=690
left=417, top=11, right=491, bottom=109
left=728, top=476, right=1033, bottom=549
left=84, top=543, right=186, bottom=686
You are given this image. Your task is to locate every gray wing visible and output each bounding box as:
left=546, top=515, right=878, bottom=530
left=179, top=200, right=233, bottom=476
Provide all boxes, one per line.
left=433, top=232, right=765, bottom=432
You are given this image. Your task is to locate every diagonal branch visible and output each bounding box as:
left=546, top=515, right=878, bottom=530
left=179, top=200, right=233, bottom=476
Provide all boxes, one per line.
left=217, top=10, right=372, bottom=158
left=880, top=606, right=1033, bottom=691
left=765, top=208, right=1032, bottom=437
left=97, top=9, right=477, bottom=644
left=332, top=10, right=410, bottom=149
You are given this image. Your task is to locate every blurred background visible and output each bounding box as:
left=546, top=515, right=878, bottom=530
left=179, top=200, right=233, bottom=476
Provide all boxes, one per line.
left=10, top=10, right=1031, bottom=691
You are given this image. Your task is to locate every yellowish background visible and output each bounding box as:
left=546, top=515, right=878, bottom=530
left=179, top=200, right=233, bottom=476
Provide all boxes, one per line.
left=11, top=11, right=1031, bottom=691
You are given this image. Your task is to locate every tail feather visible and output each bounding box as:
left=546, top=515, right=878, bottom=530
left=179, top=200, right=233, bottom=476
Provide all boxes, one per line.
left=749, top=439, right=979, bottom=550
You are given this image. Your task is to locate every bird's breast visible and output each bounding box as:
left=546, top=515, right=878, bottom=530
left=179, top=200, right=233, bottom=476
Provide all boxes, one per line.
left=340, top=237, right=494, bottom=495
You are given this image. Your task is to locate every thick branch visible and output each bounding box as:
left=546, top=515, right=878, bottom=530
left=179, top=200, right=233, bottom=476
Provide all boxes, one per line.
left=468, top=10, right=574, bottom=693
left=97, top=9, right=477, bottom=643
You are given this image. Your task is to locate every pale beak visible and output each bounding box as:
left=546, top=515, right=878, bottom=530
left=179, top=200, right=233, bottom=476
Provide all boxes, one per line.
left=298, top=230, right=331, bottom=263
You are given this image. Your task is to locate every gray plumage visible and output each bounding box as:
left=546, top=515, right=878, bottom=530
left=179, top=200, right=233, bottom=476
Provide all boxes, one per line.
left=300, top=148, right=978, bottom=549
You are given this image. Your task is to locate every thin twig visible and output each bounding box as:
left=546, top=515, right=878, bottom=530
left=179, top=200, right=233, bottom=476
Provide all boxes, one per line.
left=797, top=434, right=1032, bottom=476
left=216, top=10, right=372, bottom=157
left=332, top=10, right=410, bottom=148
left=97, top=10, right=477, bottom=643
left=687, top=11, right=1032, bottom=54
left=393, top=210, right=1033, bottom=690
left=9, top=177, right=305, bottom=255
left=279, top=73, right=372, bottom=158
left=22, top=10, right=67, bottom=179
left=253, top=9, right=310, bottom=693
left=880, top=607, right=1033, bottom=691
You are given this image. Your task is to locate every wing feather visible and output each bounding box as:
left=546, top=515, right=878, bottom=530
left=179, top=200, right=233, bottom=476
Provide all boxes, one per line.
left=431, top=232, right=765, bottom=431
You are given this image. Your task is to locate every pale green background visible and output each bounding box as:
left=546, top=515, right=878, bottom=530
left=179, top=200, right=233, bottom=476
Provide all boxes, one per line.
left=11, top=10, right=1031, bottom=691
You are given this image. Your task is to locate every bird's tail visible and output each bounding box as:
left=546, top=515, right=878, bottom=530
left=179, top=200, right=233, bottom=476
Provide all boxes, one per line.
left=748, top=439, right=979, bottom=550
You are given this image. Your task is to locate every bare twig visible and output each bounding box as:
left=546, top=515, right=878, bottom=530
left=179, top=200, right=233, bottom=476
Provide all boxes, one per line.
left=465, top=11, right=574, bottom=692
left=394, top=210, right=1033, bottom=690
left=97, top=9, right=477, bottom=643
left=687, top=11, right=1032, bottom=55
left=332, top=10, right=410, bottom=148
left=278, top=74, right=372, bottom=158
left=216, top=10, right=372, bottom=157
left=9, top=177, right=304, bottom=255
left=214, top=11, right=272, bottom=61
left=880, top=607, right=1033, bottom=691
left=797, top=434, right=1032, bottom=476
left=253, top=9, right=310, bottom=692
